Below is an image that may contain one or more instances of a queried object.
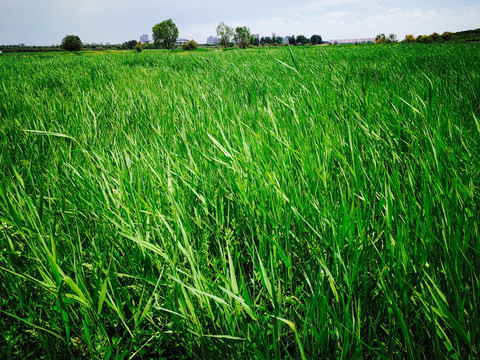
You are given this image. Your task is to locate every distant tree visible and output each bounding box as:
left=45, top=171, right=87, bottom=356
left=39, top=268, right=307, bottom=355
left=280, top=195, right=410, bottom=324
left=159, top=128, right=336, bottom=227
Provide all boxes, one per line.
left=431, top=32, right=442, bottom=42
left=216, top=22, right=234, bottom=48
left=375, top=33, right=386, bottom=43
left=153, top=19, right=179, bottom=49
left=123, top=40, right=138, bottom=50
left=260, top=36, right=273, bottom=45
left=234, top=26, right=251, bottom=48
left=310, top=34, right=322, bottom=45
left=388, top=33, right=397, bottom=43
left=270, top=35, right=282, bottom=45
left=442, top=32, right=451, bottom=41
left=417, top=35, right=433, bottom=44
left=296, top=35, right=308, bottom=45
left=288, top=35, right=296, bottom=45
left=61, top=35, right=82, bottom=51
left=182, top=40, right=198, bottom=51
left=135, top=42, right=143, bottom=52
left=250, top=35, right=259, bottom=46
left=404, top=34, right=415, bottom=43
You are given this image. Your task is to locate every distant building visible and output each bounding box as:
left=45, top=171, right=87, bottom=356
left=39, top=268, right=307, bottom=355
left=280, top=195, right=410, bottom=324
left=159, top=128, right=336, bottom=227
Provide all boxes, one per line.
left=207, top=36, right=218, bottom=45
left=175, top=38, right=189, bottom=45
left=283, top=36, right=291, bottom=44
left=329, top=38, right=375, bottom=44
left=140, top=34, right=150, bottom=43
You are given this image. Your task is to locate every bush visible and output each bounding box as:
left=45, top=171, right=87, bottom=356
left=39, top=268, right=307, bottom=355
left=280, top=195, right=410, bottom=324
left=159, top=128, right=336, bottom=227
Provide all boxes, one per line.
left=404, top=34, right=415, bottom=43
left=61, top=35, right=82, bottom=52
left=182, top=40, right=198, bottom=51
left=432, top=32, right=442, bottom=42
left=417, top=35, right=434, bottom=44
left=135, top=43, right=143, bottom=53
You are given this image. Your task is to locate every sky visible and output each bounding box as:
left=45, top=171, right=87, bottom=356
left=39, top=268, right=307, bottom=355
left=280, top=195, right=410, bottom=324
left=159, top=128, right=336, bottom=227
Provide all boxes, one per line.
left=0, top=0, right=479, bottom=45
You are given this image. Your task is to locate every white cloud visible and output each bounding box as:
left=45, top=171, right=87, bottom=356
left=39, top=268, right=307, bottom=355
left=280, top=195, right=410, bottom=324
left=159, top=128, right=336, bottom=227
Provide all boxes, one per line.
left=282, top=0, right=386, bottom=13
left=357, top=6, right=480, bottom=38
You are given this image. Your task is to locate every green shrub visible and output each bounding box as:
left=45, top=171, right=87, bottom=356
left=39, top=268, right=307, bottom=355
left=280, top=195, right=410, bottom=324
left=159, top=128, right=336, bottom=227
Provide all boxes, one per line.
left=182, top=40, right=198, bottom=51
left=417, top=35, right=434, bottom=43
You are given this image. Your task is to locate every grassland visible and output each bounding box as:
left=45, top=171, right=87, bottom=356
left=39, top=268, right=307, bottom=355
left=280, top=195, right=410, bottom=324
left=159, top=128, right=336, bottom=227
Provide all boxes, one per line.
left=1, top=44, right=479, bottom=359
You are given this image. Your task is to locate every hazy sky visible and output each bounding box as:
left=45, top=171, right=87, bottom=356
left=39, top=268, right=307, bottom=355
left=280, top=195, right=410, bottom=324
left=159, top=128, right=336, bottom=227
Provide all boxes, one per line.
left=0, top=0, right=479, bottom=45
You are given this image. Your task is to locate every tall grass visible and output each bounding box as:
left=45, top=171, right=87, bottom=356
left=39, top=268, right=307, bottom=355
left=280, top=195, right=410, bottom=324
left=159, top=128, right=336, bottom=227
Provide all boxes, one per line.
left=1, top=44, right=479, bottom=359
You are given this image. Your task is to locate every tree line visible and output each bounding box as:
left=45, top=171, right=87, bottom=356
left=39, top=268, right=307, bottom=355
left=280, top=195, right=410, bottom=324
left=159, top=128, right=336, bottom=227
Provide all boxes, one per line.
left=215, top=21, right=322, bottom=48
left=375, top=29, right=480, bottom=44
left=3, top=22, right=478, bottom=54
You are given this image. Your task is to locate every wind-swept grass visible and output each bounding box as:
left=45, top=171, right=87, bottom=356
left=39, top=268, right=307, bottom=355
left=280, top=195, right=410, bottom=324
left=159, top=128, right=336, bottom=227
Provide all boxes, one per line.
left=1, top=44, right=479, bottom=359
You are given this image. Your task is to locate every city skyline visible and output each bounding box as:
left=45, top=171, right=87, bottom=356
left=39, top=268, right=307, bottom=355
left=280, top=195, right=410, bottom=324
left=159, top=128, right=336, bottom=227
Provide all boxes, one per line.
left=0, top=0, right=479, bottom=46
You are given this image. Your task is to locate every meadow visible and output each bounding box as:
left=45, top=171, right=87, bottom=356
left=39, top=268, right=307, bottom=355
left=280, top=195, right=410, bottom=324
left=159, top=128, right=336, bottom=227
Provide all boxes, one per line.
left=1, top=44, right=479, bottom=359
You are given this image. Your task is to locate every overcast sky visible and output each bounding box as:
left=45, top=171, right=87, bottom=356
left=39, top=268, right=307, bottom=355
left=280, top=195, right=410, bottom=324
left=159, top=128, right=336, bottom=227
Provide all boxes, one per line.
left=0, top=0, right=479, bottom=45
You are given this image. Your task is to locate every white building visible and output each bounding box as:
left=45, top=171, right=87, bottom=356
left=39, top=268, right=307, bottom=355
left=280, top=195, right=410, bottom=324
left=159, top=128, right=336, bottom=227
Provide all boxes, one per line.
left=329, top=38, right=375, bottom=44
left=140, top=34, right=150, bottom=43
left=175, top=38, right=189, bottom=45
left=207, top=36, right=218, bottom=45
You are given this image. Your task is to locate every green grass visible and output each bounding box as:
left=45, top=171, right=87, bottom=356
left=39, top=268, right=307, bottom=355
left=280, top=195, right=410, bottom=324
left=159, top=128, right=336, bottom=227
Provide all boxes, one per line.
left=1, top=43, right=479, bottom=359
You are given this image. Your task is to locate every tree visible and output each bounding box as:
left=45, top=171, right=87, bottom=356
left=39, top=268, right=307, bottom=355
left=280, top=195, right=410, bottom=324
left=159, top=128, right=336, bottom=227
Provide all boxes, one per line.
left=61, top=35, right=82, bottom=52
left=417, top=35, right=433, bottom=44
left=388, top=33, right=397, bottom=43
left=216, top=22, right=234, bottom=47
left=296, top=35, right=308, bottom=45
left=404, top=34, right=415, bottom=43
left=234, top=26, right=251, bottom=49
left=135, top=42, right=143, bottom=52
left=310, top=34, right=322, bottom=45
left=431, top=32, right=442, bottom=42
left=271, top=35, right=282, bottom=45
left=375, top=33, right=386, bottom=44
left=153, top=19, right=179, bottom=49
left=288, top=35, right=296, bottom=45
left=122, top=40, right=138, bottom=50
left=260, top=36, right=272, bottom=45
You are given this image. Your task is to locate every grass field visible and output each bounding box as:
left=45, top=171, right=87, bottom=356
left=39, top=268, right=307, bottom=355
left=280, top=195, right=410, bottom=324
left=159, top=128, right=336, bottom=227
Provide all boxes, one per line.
left=1, top=44, right=479, bottom=359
